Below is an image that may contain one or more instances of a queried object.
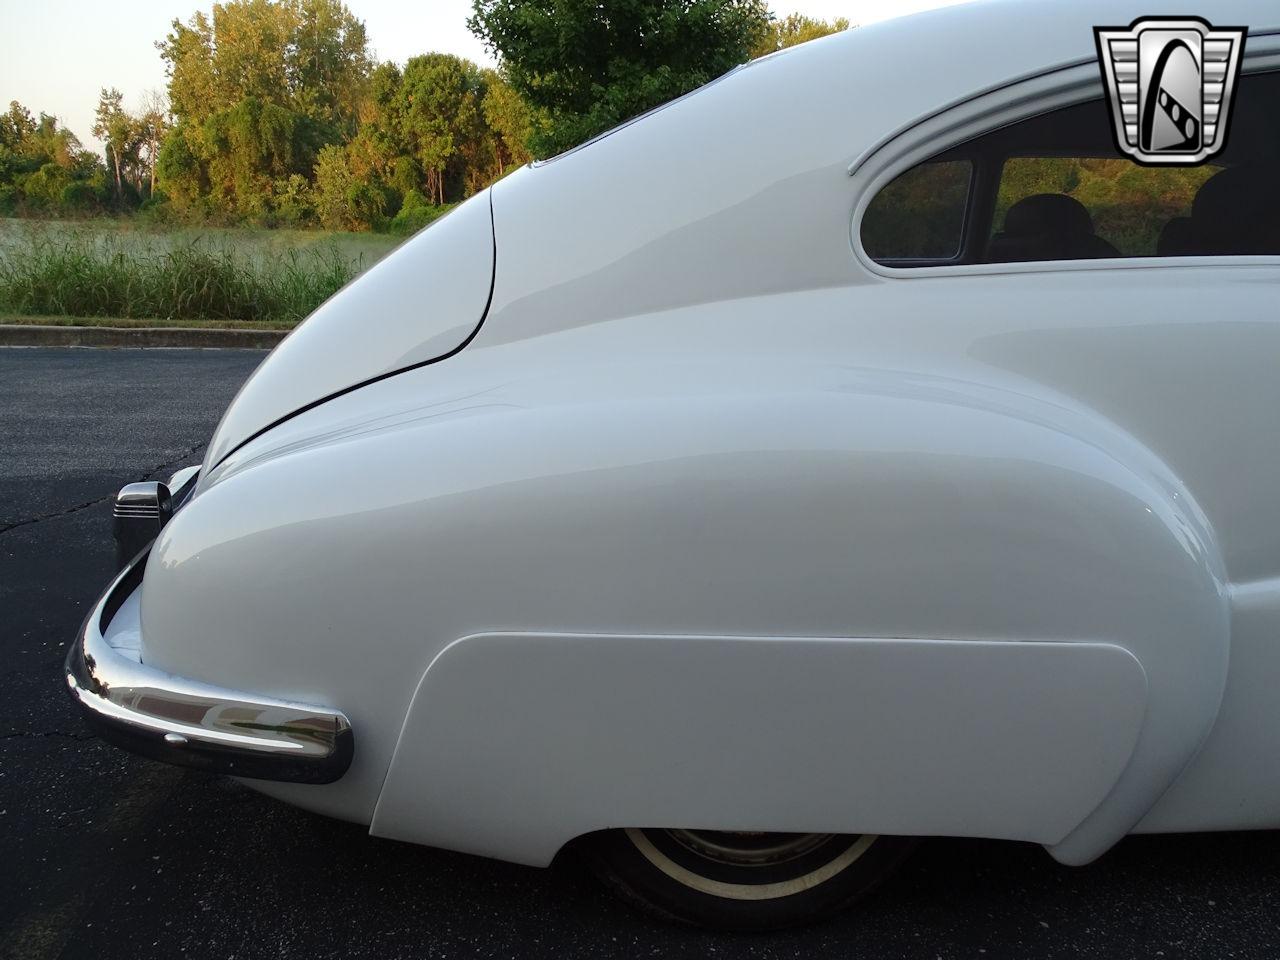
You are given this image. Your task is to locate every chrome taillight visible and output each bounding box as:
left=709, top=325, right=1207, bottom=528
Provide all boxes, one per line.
left=112, top=481, right=172, bottom=570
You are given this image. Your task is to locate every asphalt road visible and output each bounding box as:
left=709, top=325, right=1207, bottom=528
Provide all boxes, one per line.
left=2, top=347, right=1279, bottom=960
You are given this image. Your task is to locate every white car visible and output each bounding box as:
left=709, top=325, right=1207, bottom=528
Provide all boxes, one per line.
left=67, top=0, right=1280, bottom=930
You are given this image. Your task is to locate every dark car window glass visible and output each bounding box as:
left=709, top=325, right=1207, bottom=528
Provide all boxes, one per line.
left=862, top=70, right=1280, bottom=267
left=992, top=158, right=1218, bottom=257
left=861, top=160, right=971, bottom=262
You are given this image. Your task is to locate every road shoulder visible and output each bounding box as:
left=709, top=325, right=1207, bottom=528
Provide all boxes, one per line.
left=0, top=324, right=284, bottom=349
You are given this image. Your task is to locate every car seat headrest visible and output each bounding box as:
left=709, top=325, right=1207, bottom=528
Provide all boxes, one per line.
left=1187, top=166, right=1280, bottom=255
left=1002, top=193, right=1094, bottom=237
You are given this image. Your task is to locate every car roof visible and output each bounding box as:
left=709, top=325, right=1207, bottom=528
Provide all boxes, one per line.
left=829, top=0, right=1277, bottom=81
left=775, top=0, right=1274, bottom=145
left=482, top=0, right=1279, bottom=342
left=536, top=0, right=1278, bottom=183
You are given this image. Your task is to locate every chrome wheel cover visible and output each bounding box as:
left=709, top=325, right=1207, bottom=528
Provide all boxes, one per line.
left=662, top=830, right=835, bottom=867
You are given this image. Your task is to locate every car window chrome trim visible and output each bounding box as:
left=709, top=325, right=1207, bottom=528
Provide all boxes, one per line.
left=64, top=550, right=354, bottom=784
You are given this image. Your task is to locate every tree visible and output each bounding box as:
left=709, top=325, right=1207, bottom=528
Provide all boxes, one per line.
left=29, top=112, right=90, bottom=171
left=93, top=88, right=139, bottom=203
left=159, top=11, right=218, bottom=122
left=0, top=101, right=105, bottom=216
left=311, top=141, right=383, bottom=228
left=481, top=70, right=537, bottom=176
left=0, top=102, right=38, bottom=150
left=201, top=96, right=305, bottom=215
left=159, top=0, right=370, bottom=129
left=138, top=90, right=171, bottom=196
left=142, top=0, right=838, bottom=226
left=156, top=121, right=206, bottom=213
left=288, top=0, right=372, bottom=133
left=312, top=142, right=353, bottom=227
left=751, top=13, right=850, bottom=58
left=468, top=0, right=771, bottom=158
left=394, top=54, right=487, bottom=205
left=156, top=0, right=372, bottom=219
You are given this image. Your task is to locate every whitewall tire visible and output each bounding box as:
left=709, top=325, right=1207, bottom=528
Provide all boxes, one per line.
left=578, top=828, right=917, bottom=929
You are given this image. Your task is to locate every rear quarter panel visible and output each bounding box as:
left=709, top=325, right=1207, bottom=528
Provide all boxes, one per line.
left=143, top=284, right=1229, bottom=861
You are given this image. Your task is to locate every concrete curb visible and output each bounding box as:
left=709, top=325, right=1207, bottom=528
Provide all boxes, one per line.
left=0, top=324, right=286, bottom=350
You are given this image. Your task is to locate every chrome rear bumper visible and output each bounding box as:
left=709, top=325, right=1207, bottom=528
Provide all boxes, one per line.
left=64, top=550, right=353, bottom=784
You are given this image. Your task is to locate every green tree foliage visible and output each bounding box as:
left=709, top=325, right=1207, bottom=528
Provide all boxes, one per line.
left=312, top=142, right=359, bottom=228
left=154, top=121, right=206, bottom=211
left=157, top=0, right=370, bottom=220
left=160, top=0, right=369, bottom=126
left=0, top=102, right=39, bottom=150
left=395, top=54, right=487, bottom=205
left=751, top=13, right=849, bottom=57
left=206, top=97, right=308, bottom=215
left=0, top=102, right=106, bottom=216
left=137, top=91, right=171, bottom=197
left=468, top=0, right=772, bottom=158
left=995, top=157, right=1217, bottom=255
left=289, top=0, right=373, bottom=131
left=481, top=68, right=538, bottom=175
left=93, top=89, right=140, bottom=204
left=307, top=54, right=525, bottom=229
left=92, top=89, right=168, bottom=209
left=9, top=2, right=858, bottom=229
left=153, top=0, right=523, bottom=228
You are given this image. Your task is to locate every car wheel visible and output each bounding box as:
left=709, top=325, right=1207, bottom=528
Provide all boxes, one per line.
left=578, top=828, right=917, bottom=930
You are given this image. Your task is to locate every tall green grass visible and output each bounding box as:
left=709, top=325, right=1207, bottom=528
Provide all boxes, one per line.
left=0, top=235, right=360, bottom=324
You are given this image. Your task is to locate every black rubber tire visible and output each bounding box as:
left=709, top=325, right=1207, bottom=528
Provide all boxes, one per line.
left=577, top=828, right=917, bottom=930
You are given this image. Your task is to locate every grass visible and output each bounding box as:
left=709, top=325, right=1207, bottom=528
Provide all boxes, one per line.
left=1, top=314, right=293, bottom=330
left=0, top=219, right=402, bottom=326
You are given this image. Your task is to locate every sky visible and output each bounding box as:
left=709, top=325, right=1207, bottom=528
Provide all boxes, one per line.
left=0, top=0, right=970, bottom=155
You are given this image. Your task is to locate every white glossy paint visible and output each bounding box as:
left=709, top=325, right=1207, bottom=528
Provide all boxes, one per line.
left=130, top=0, right=1280, bottom=869
left=371, top=634, right=1147, bottom=865
left=1137, top=577, right=1280, bottom=833
left=200, top=190, right=494, bottom=469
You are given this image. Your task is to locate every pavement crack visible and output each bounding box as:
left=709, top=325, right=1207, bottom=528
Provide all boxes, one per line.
left=0, top=440, right=206, bottom=538
left=0, top=493, right=115, bottom=536
left=144, top=440, right=208, bottom=485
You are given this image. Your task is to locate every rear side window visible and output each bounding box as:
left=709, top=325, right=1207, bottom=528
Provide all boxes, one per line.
left=861, top=160, right=971, bottom=262
left=861, top=69, right=1280, bottom=266
left=991, top=158, right=1218, bottom=258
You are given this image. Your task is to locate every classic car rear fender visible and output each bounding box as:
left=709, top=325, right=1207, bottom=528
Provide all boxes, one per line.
left=142, top=358, right=1228, bottom=867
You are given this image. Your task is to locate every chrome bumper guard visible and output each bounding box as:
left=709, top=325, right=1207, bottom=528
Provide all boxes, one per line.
left=64, top=549, right=354, bottom=785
